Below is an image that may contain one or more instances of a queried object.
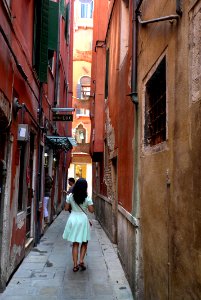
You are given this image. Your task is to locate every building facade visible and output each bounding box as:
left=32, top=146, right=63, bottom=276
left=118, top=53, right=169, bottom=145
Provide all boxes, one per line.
left=0, top=0, right=74, bottom=290
left=91, top=0, right=201, bottom=299
left=68, top=0, right=93, bottom=195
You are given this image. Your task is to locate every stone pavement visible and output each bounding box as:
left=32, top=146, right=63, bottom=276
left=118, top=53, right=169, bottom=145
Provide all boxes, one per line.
left=0, top=211, right=133, bottom=300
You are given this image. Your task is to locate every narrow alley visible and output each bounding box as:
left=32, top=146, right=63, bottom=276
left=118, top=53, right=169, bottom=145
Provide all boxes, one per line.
left=0, top=211, right=133, bottom=300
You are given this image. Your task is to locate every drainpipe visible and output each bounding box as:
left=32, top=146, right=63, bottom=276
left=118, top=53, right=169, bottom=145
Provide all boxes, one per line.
left=54, top=0, right=61, bottom=108
left=35, top=83, right=43, bottom=245
left=131, top=0, right=139, bottom=215
left=130, top=2, right=141, bottom=297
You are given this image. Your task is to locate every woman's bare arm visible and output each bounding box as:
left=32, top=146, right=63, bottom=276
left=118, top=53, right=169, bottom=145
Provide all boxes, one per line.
left=64, top=202, right=70, bottom=211
left=88, top=205, right=94, bottom=213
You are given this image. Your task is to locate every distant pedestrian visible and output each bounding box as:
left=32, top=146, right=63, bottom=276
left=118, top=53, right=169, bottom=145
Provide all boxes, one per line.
left=44, top=171, right=53, bottom=223
left=63, top=178, right=94, bottom=272
left=67, top=177, right=75, bottom=194
left=62, top=178, right=75, bottom=211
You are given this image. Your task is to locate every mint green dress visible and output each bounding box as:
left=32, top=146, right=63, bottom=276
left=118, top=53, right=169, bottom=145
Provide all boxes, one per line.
left=62, top=193, right=93, bottom=243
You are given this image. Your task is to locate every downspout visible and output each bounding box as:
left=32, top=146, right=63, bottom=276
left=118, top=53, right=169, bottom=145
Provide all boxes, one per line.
left=52, top=0, right=61, bottom=215
left=131, top=1, right=142, bottom=298
left=35, top=83, right=43, bottom=245
left=131, top=0, right=139, bottom=215
left=54, top=0, right=61, bottom=108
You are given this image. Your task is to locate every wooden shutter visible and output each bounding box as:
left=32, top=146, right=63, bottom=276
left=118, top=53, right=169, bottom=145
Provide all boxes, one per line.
left=48, top=1, right=59, bottom=51
left=33, top=0, right=49, bottom=83
left=65, top=3, right=70, bottom=43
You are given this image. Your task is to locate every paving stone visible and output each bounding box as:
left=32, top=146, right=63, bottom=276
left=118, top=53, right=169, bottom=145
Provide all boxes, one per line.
left=0, top=211, right=133, bottom=300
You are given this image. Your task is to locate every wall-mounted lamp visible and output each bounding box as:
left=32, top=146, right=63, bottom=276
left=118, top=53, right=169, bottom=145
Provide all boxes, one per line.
left=44, top=152, right=49, bottom=167
left=13, top=97, right=22, bottom=115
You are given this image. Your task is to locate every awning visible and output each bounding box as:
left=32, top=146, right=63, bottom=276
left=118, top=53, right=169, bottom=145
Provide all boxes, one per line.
left=46, top=136, right=77, bottom=151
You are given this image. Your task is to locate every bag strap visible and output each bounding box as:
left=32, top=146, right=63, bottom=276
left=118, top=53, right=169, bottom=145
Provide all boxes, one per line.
left=77, top=203, right=92, bottom=226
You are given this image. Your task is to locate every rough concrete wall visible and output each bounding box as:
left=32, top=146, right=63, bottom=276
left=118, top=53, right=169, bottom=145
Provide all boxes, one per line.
left=138, top=0, right=201, bottom=299
left=118, top=212, right=137, bottom=294
left=170, top=1, right=201, bottom=299
left=138, top=0, right=178, bottom=298
left=94, top=195, right=113, bottom=241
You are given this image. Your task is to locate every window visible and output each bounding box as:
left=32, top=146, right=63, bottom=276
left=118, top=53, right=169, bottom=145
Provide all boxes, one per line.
left=33, top=0, right=59, bottom=83
left=77, top=76, right=91, bottom=100
left=105, top=48, right=110, bottom=99
left=65, top=3, right=70, bottom=43
left=76, top=108, right=90, bottom=116
left=18, top=143, right=27, bottom=212
left=48, top=50, right=55, bottom=72
left=119, top=0, right=129, bottom=67
left=75, top=124, right=86, bottom=144
left=79, top=0, right=93, bottom=19
left=144, top=57, right=166, bottom=147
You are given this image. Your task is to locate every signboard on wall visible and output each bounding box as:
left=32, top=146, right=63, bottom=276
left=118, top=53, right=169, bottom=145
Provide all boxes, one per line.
left=52, top=114, right=73, bottom=122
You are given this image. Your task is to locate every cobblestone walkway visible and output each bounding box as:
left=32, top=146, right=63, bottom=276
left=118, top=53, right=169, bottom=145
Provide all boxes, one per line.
left=0, top=211, right=133, bottom=300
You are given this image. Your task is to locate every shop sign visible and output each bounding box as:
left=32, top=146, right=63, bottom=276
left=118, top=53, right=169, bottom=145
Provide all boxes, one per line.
left=53, top=114, right=73, bottom=121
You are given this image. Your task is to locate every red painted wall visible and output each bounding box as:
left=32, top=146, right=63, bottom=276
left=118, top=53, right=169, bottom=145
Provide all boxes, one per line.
left=0, top=0, right=74, bottom=289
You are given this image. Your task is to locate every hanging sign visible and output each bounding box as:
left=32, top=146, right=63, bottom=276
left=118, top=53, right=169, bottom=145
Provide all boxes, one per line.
left=53, top=114, right=73, bottom=121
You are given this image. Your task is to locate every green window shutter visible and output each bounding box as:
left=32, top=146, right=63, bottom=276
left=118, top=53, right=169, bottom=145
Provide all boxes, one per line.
left=33, top=0, right=49, bottom=83
left=60, top=0, right=66, bottom=19
left=48, top=1, right=59, bottom=51
left=65, top=3, right=70, bottom=43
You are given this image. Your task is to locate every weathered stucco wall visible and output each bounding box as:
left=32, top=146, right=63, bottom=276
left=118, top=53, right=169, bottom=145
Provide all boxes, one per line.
left=138, top=0, right=201, bottom=298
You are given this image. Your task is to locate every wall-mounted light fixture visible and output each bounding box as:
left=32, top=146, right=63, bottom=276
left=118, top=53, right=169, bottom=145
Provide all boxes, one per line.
left=13, top=97, right=22, bottom=115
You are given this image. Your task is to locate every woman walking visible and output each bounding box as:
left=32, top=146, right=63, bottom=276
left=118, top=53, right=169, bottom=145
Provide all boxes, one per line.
left=63, top=178, right=94, bottom=272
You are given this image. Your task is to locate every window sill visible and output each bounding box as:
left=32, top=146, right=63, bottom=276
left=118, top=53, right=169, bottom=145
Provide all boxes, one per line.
left=143, top=140, right=168, bottom=155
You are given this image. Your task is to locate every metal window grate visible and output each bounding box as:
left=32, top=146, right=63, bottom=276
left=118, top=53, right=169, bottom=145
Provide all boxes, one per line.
left=145, top=57, right=166, bottom=146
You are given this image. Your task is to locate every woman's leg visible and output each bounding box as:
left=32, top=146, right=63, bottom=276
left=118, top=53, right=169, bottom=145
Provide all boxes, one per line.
left=80, top=241, right=88, bottom=264
left=72, top=242, right=79, bottom=268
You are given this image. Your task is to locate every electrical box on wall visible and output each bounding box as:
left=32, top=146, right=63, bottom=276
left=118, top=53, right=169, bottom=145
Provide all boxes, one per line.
left=18, top=124, right=29, bottom=141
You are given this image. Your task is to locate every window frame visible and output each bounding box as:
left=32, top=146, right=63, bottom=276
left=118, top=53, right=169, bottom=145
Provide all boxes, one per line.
left=79, top=0, right=93, bottom=19
left=143, top=54, right=168, bottom=153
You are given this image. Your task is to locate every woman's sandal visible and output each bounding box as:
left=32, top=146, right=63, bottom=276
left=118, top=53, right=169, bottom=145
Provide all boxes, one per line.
left=79, top=262, right=86, bottom=271
left=73, top=265, right=79, bottom=272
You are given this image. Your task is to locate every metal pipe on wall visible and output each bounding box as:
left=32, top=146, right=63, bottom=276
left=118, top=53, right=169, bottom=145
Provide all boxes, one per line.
left=35, top=83, right=43, bottom=245
left=137, top=14, right=179, bottom=25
